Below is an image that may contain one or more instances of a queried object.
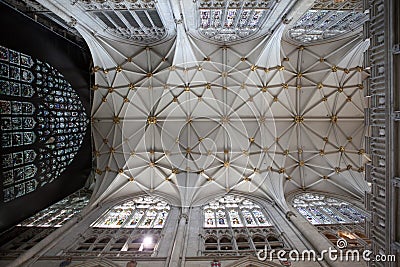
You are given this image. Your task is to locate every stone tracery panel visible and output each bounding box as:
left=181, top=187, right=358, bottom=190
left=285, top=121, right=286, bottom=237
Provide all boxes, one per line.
left=288, top=0, right=368, bottom=43
left=197, top=0, right=276, bottom=42
left=66, top=196, right=170, bottom=257
left=292, top=192, right=367, bottom=225
left=74, top=0, right=169, bottom=43
left=201, top=195, right=288, bottom=256
left=92, top=196, right=170, bottom=229
left=203, top=195, right=271, bottom=228
left=67, top=228, right=162, bottom=257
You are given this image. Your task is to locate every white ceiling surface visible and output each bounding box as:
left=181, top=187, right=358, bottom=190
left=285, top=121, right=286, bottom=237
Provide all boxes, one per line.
left=38, top=0, right=370, bottom=211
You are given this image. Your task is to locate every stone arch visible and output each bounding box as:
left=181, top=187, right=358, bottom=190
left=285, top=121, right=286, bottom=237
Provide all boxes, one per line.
left=97, top=236, right=111, bottom=244
left=235, top=234, right=250, bottom=250
left=266, top=235, right=279, bottom=242
left=219, top=236, right=232, bottom=244
left=219, top=235, right=233, bottom=250
left=92, top=195, right=170, bottom=229
left=204, top=235, right=218, bottom=243
left=83, top=236, right=97, bottom=243
left=115, top=236, right=128, bottom=244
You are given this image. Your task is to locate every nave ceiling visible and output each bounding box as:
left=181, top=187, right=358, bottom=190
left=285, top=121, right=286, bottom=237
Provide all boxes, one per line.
left=34, top=0, right=370, bottom=210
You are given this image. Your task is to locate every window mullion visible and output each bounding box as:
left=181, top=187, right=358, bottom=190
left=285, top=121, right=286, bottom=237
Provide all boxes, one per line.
left=121, top=208, right=136, bottom=228
left=239, top=208, right=255, bottom=251
left=224, top=207, right=237, bottom=252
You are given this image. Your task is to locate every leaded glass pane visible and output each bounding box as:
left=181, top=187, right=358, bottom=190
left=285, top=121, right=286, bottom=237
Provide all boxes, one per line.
left=252, top=209, right=270, bottom=226
left=217, top=210, right=228, bottom=227
left=93, top=196, right=170, bottom=229
left=18, top=189, right=90, bottom=227
left=140, top=210, right=157, bottom=228
left=229, top=209, right=243, bottom=227
left=292, top=192, right=368, bottom=225
left=241, top=210, right=256, bottom=226
left=203, top=196, right=271, bottom=228
left=9, top=49, right=20, bottom=65
left=0, top=46, right=8, bottom=61
left=127, top=210, right=145, bottom=228
left=153, top=210, right=168, bottom=228
left=0, top=63, right=9, bottom=78
left=0, top=100, right=11, bottom=113
left=204, top=209, right=215, bottom=227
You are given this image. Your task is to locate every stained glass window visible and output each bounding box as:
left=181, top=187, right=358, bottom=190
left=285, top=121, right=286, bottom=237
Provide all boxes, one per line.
left=288, top=0, right=368, bottom=43
left=18, top=189, right=90, bottom=227
left=0, top=189, right=90, bottom=257
left=0, top=45, right=89, bottom=202
left=93, top=196, right=170, bottom=229
left=202, top=195, right=286, bottom=255
left=203, top=195, right=271, bottom=228
left=292, top=192, right=368, bottom=225
left=197, top=0, right=276, bottom=42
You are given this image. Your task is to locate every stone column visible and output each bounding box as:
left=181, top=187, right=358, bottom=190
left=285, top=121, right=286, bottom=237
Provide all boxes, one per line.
left=168, top=210, right=188, bottom=267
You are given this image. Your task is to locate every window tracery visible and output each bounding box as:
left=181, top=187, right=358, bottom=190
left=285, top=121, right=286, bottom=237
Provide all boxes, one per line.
left=292, top=192, right=370, bottom=250
left=66, top=196, right=169, bottom=257
left=17, top=189, right=91, bottom=227
left=0, top=45, right=89, bottom=202
left=288, top=0, right=368, bottom=43
left=92, top=196, right=170, bottom=229
left=68, top=228, right=161, bottom=257
left=203, top=195, right=271, bottom=228
left=0, top=189, right=90, bottom=257
left=292, top=192, right=367, bottom=225
left=197, top=0, right=276, bottom=42
left=201, top=195, right=288, bottom=256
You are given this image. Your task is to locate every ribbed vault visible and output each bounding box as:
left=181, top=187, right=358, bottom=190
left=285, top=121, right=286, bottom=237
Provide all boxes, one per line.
left=82, top=27, right=370, bottom=210
left=34, top=0, right=371, bottom=211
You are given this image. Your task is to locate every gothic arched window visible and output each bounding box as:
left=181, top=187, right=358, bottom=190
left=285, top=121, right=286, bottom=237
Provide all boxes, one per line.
left=18, top=189, right=90, bottom=227
left=292, top=192, right=367, bottom=225
left=0, top=189, right=90, bottom=255
left=292, top=192, right=370, bottom=250
left=92, top=196, right=170, bottom=229
left=202, top=195, right=287, bottom=255
left=65, top=196, right=170, bottom=256
left=203, top=195, right=271, bottom=228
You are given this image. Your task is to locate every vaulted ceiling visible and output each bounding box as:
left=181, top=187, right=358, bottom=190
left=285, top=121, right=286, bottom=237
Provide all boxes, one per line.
left=36, top=0, right=370, bottom=210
